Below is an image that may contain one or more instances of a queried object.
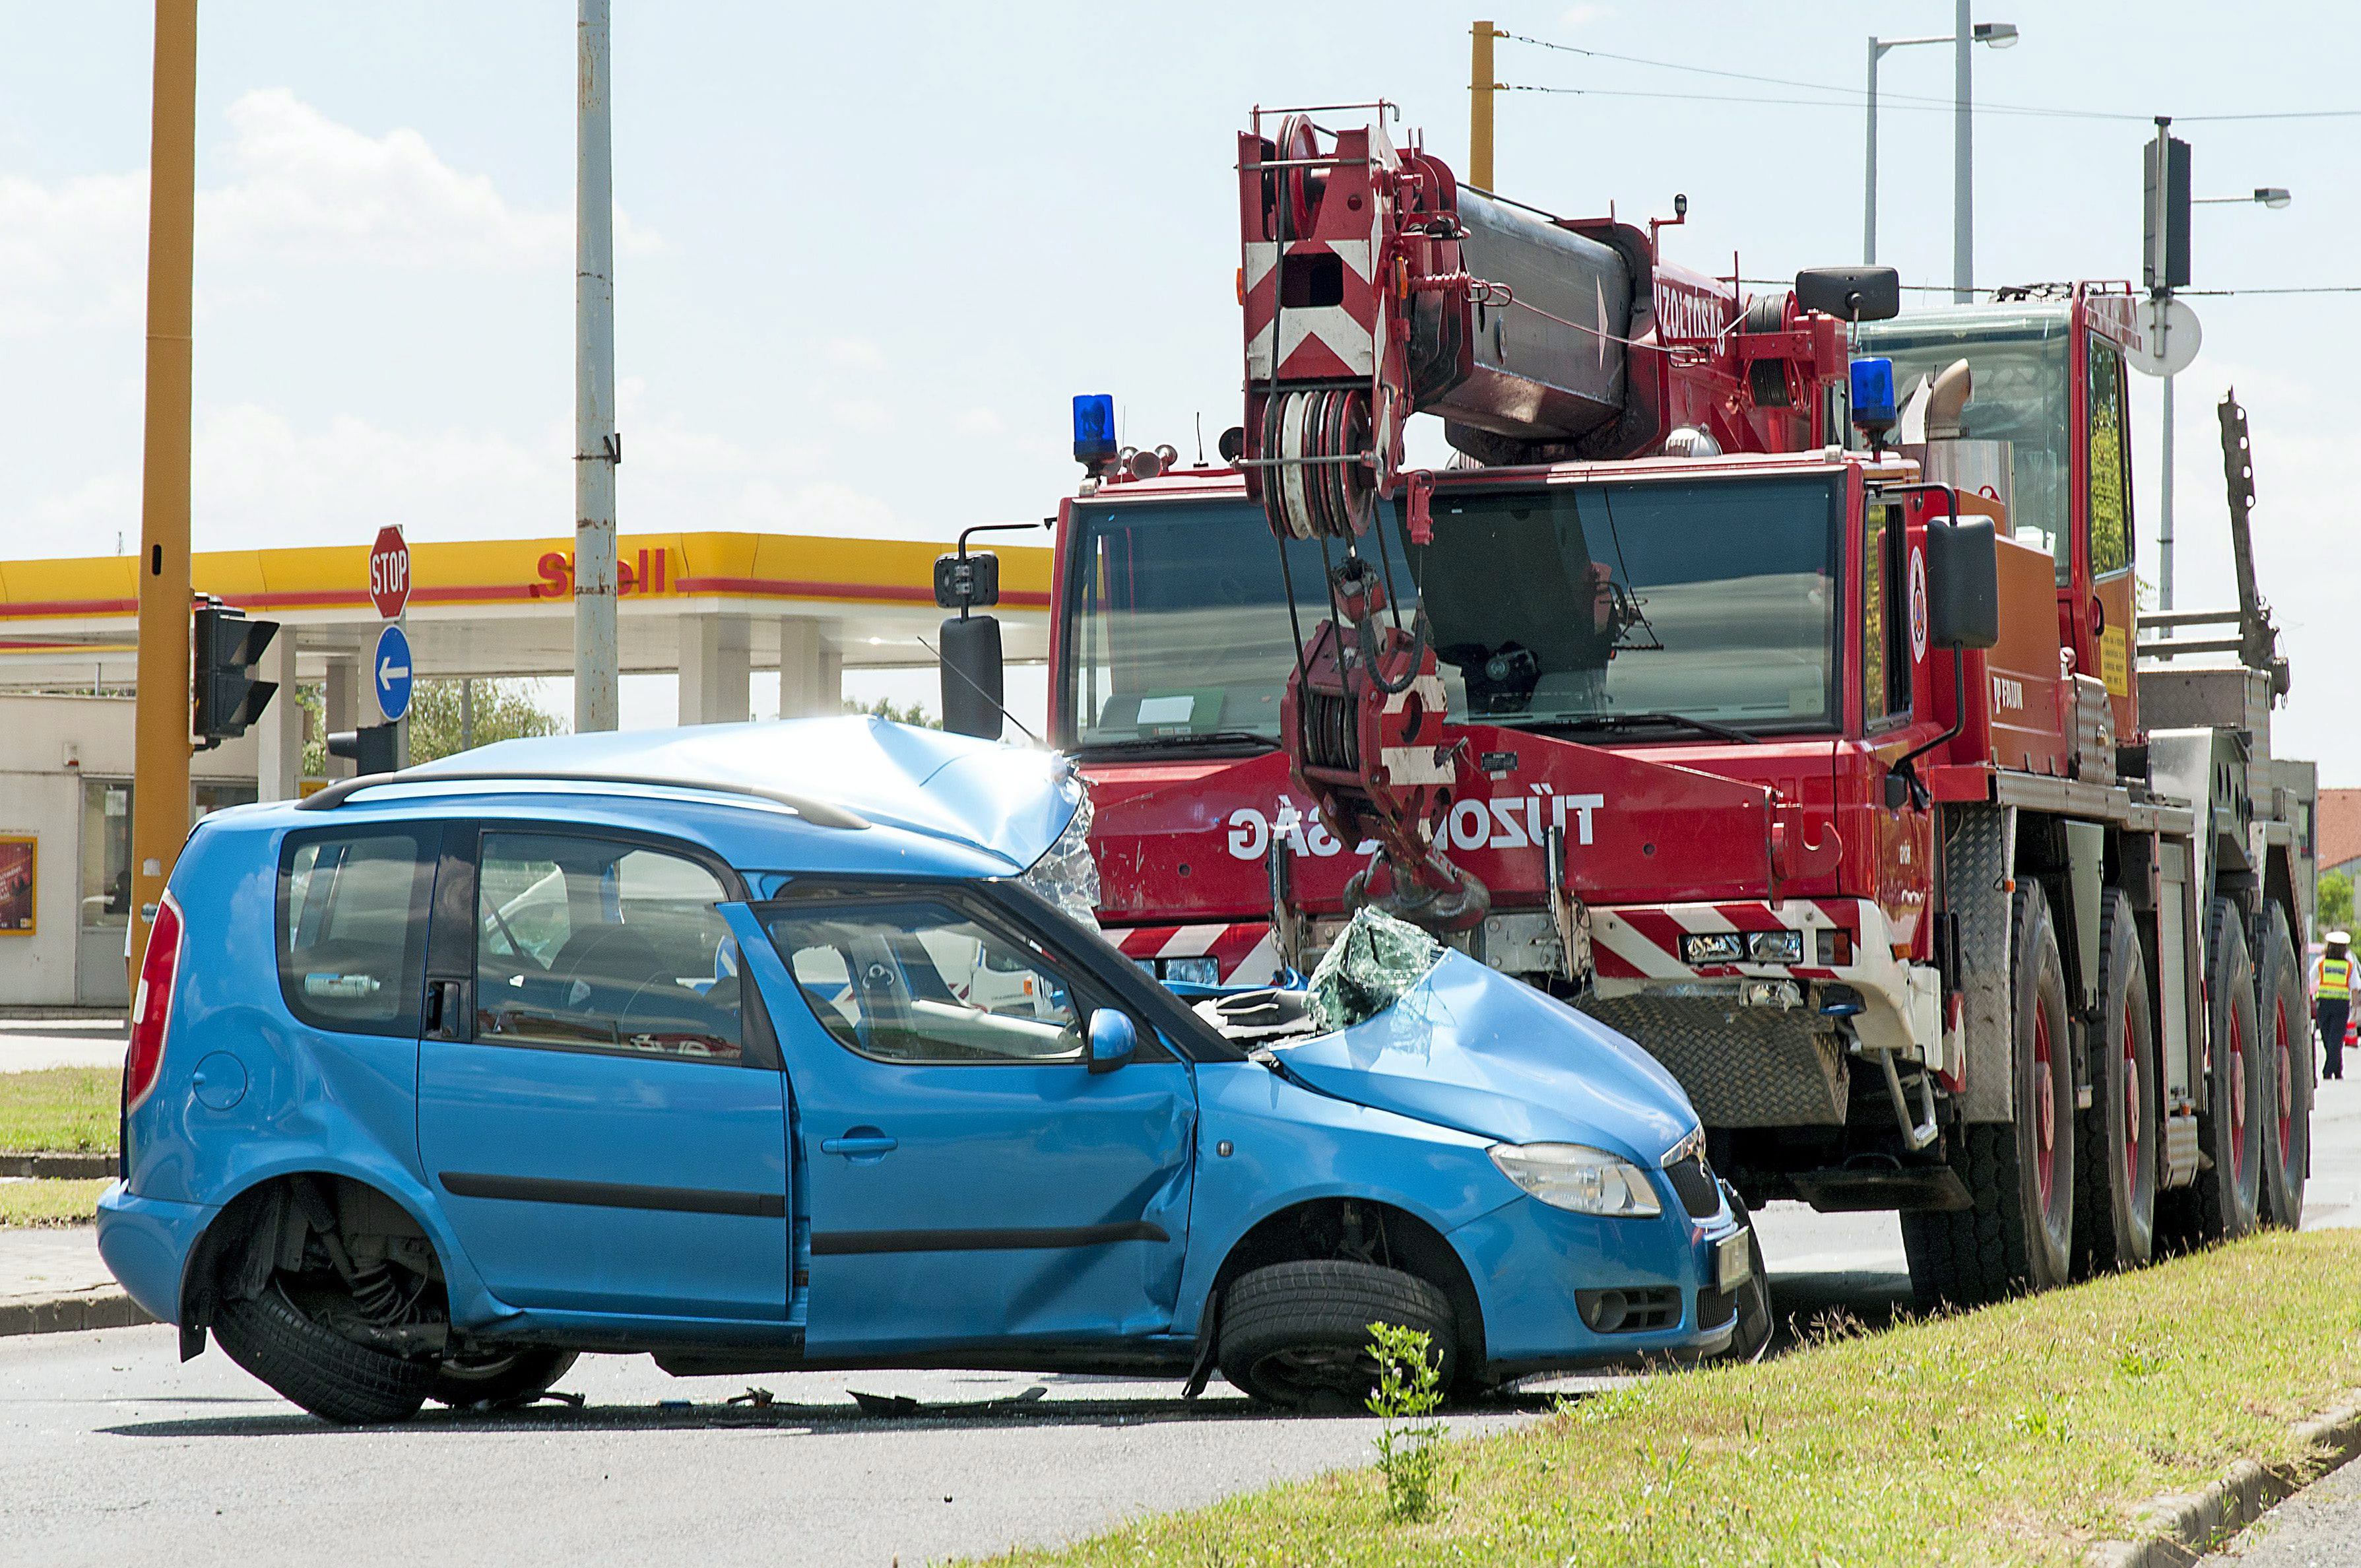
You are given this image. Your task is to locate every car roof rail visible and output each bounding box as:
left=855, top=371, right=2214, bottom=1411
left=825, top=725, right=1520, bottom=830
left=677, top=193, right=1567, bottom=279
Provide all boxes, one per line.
left=293, top=769, right=871, bottom=830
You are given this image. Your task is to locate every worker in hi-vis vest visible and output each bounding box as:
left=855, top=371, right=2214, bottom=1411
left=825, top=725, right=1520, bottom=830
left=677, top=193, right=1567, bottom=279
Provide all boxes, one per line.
left=2312, top=929, right=2352, bottom=1082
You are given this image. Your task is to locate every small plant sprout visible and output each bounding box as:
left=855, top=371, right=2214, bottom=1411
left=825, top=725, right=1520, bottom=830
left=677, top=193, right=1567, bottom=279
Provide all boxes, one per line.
left=1366, top=1321, right=1447, bottom=1521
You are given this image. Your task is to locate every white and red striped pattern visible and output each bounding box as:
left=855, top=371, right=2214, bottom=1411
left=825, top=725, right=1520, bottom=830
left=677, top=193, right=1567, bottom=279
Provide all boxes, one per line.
left=1109, top=922, right=1283, bottom=986
left=1243, top=238, right=1381, bottom=381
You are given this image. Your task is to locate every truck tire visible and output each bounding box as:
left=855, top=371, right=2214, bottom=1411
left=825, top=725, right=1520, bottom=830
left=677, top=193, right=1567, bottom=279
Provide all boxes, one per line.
left=2255, top=903, right=2309, bottom=1229
left=213, top=1278, right=434, bottom=1425
left=1217, top=1259, right=1455, bottom=1410
left=429, top=1347, right=580, bottom=1410
left=2074, top=890, right=2158, bottom=1275
left=1902, top=881, right=2075, bottom=1306
left=2159, top=898, right=2264, bottom=1247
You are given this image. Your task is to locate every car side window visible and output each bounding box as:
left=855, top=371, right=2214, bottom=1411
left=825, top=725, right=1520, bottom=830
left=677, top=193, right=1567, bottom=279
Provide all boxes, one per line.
left=763, top=894, right=1090, bottom=1065
left=278, top=830, right=435, bottom=1036
left=474, top=832, right=742, bottom=1064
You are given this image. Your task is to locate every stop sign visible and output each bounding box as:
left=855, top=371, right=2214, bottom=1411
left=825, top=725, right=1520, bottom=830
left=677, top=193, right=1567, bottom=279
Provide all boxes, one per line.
left=368, top=526, right=410, bottom=619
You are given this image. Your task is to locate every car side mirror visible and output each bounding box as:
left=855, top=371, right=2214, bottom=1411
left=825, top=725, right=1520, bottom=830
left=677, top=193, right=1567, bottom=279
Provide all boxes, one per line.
left=1925, top=518, right=2000, bottom=650
left=1087, top=1009, right=1137, bottom=1074
left=1794, top=265, right=1900, bottom=323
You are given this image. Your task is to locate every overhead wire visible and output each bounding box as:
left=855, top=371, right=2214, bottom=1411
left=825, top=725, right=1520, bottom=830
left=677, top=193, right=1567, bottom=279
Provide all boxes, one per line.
left=1497, top=29, right=2361, bottom=125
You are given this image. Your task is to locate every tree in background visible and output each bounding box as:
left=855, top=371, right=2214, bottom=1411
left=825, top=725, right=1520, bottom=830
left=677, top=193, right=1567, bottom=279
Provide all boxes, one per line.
left=294, top=679, right=565, bottom=775
left=2320, top=871, right=2354, bottom=940
left=845, top=695, right=936, bottom=728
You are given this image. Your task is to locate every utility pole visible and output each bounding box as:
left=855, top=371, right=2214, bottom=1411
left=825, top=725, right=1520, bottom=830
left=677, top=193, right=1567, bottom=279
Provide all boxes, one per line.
left=1470, top=20, right=1497, bottom=190
left=1863, top=37, right=1880, bottom=265
left=1953, top=0, right=1973, bottom=302
left=129, top=0, right=198, bottom=983
left=574, top=0, right=619, bottom=732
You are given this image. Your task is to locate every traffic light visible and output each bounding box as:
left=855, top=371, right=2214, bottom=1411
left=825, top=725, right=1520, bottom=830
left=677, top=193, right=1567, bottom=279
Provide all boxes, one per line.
left=192, top=602, right=279, bottom=748
left=327, top=723, right=399, bottom=776
left=2144, top=122, right=2191, bottom=294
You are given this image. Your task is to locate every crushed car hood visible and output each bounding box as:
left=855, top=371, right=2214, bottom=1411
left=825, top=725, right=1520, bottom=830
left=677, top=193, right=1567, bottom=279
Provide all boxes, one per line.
left=1270, top=952, right=1698, bottom=1163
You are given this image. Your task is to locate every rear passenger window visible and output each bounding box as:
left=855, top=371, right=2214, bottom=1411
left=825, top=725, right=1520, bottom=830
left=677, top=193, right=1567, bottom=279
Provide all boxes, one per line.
left=279, top=831, right=435, bottom=1035
left=474, top=833, right=743, bottom=1063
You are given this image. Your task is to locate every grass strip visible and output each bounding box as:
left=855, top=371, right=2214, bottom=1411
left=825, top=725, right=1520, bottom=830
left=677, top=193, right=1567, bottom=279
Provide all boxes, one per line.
left=986, top=1228, right=2361, bottom=1568
left=0, top=1067, right=118, bottom=1156
left=0, top=1177, right=109, bottom=1228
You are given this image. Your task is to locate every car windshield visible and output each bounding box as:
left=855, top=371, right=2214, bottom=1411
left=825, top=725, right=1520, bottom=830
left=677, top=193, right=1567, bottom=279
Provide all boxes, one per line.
left=1414, top=474, right=1842, bottom=733
left=1857, top=309, right=2071, bottom=583
left=1060, top=496, right=1343, bottom=749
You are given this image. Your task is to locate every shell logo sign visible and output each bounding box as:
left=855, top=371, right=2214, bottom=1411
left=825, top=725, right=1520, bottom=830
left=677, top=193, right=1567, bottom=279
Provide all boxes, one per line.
left=528, top=547, right=672, bottom=600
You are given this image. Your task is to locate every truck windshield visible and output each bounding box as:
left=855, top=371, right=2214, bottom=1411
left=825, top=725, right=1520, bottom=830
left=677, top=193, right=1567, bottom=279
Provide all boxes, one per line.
left=1414, top=474, right=1841, bottom=733
left=1858, top=310, right=2071, bottom=584
left=1062, top=497, right=1338, bottom=748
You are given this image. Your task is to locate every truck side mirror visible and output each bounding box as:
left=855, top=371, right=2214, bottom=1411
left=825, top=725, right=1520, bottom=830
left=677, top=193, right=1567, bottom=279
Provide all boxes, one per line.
left=1925, top=518, right=2000, bottom=650
left=1794, top=266, right=1901, bottom=323
left=938, top=614, right=1005, bottom=739
left=1087, top=1009, right=1137, bottom=1073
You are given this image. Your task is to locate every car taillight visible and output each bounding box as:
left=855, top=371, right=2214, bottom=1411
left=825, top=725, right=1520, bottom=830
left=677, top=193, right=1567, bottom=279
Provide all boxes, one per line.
left=124, top=893, right=185, bottom=1111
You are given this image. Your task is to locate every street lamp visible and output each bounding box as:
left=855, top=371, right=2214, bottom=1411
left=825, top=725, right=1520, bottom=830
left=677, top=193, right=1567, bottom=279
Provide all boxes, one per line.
left=2195, top=187, right=2293, bottom=209
left=1864, top=17, right=2019, bottom=272
left=2154, top=178, right=2291, bottom=614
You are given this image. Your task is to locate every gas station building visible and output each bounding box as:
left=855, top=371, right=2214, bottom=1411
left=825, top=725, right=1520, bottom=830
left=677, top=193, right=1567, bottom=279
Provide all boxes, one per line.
left=0, top=529, right=1050, bottom=1008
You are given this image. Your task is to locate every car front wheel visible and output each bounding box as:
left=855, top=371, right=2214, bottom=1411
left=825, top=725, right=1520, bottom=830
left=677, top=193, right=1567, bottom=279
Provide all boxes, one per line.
left=1216, top=1259, right=1455, bottom=1411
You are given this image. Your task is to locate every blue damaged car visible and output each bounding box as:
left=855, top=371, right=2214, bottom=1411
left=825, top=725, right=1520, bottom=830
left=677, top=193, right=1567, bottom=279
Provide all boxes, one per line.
left=97, top=717, right=1762, bottom=1423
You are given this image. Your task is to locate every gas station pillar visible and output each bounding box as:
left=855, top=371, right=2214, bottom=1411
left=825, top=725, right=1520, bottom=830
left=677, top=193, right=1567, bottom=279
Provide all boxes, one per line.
left=678, top=614, right=752, bottom=726
left=777, top=618, right=840, bottom=719
left=255, top=634, right=302, bottom=800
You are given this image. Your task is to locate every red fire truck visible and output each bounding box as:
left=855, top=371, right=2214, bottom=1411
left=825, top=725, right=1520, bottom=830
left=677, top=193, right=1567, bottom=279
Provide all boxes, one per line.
left=1020, top=108, right=2312, bottom=1306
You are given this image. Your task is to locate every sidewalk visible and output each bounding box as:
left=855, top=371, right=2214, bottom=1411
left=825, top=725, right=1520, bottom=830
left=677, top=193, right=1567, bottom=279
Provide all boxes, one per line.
left=0, top=1224, right=146, bottom=1336
left=0, top=1018, right=125, bottom=1074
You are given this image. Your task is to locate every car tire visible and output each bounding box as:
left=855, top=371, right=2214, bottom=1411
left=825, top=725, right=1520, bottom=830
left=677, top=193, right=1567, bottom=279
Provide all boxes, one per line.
left=2159, top=898, right=2264, bottom=1249
left=1902, top=881, right=2076, bottom=1307
left=2073, top=890, right=2158, bottom=1276
left=214, top=1279, right=434, bottom=1425
left=1217, top=1259, right=1454, bottom=1411
left=1725, top=1225, right=1771, bottom=1363
left=2255, top=903, right=2310, bottom=1229
left=429, top=1348, right=580, bottom=1410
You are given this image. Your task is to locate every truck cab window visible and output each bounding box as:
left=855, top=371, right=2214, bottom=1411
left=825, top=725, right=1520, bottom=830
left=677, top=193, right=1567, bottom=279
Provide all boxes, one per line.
left=2087, top=337, right=2133, bottom=577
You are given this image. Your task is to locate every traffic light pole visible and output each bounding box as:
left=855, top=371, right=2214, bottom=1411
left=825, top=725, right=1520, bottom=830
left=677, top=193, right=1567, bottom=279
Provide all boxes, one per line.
left=129, top=0, right=198, bottom=985
left=573, top=0, right=620, bottom=732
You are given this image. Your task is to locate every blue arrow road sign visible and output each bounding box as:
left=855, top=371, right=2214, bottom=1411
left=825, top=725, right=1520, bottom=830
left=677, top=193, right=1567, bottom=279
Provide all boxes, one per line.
left=373, top=623, right=414, bottom=722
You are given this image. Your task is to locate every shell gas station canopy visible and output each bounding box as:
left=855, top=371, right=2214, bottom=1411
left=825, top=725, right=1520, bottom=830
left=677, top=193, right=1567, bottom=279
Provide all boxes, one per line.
left=0, top=529, right=1053, bottom=716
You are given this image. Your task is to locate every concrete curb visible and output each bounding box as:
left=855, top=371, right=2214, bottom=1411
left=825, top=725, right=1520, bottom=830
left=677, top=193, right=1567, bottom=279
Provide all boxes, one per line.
left=2086, top=1396, right=2361, bottom=1566
left=0, top=1153, right=115, bottom=1179
left=0, top=1289, right=152, bottom=1340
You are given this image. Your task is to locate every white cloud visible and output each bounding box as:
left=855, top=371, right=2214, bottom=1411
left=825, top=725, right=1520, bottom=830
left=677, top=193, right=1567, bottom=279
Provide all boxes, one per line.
left=203, top=88, right=656, bottom=268
left=824, top=337, right=884, bottom=370
left=829, top=398, right=892, bottom=432
left=1558, top=5, right=1616, bottom=29
left=0, top=89, right=655, bottom=336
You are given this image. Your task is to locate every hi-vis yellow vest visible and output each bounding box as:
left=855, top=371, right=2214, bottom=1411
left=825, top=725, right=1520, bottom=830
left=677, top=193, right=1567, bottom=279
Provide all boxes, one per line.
left=2323, top=956, right=2351, bottom=1000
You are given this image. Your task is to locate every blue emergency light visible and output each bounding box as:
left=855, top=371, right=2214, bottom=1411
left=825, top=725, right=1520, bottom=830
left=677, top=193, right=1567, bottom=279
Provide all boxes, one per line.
left=1849, top=357, right=1897, bottom=434
left=1072, top=394, right=1117, bottom=468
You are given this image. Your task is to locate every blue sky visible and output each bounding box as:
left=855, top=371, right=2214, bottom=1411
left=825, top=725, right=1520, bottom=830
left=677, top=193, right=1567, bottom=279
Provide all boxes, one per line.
left=0, top=3, right=2354, bottom=765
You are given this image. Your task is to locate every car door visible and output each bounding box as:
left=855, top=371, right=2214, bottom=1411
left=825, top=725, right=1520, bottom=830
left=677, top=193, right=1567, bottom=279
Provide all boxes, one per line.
left=416, top=826, right=789, bottom=1321
left=740, top=883, right=1196, bottom=1356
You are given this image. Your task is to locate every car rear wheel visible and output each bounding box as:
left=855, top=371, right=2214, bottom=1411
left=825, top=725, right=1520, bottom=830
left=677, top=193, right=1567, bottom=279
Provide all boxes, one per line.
left=1217, top=1259, right=1454, bottom=1411
left=213, top=1278, right=435, bottom=1425
left=430, top=1347, right=580, bottom=1410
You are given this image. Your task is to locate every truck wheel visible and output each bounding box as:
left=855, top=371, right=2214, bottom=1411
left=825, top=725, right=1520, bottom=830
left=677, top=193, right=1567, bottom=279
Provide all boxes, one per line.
left=429, top=1347, right=580, bottom=1410
left=2074, top=890, right=2158, bottom=1275
left=1902, top=882, right=2076, bottom=1306
left=1217, top=1259, right=1454, bottom=1411
left=2255, top=903, right=2309, bottom=1229
left=213, top=1278, right=434, bottom=1425
left=2161, top=898, right=2264, bottom=1247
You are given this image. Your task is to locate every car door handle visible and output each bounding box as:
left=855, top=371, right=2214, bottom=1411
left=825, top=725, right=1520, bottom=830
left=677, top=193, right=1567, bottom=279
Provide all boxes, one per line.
left=821, top=1132, right=897, bottom=1158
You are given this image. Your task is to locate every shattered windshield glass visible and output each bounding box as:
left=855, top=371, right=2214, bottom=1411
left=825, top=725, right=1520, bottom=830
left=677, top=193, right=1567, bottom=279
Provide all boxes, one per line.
left=1413, top=474, right=1842, bottom=733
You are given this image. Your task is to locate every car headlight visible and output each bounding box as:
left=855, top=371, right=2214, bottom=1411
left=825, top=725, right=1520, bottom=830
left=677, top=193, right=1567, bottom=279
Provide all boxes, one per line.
left=1487, top=1142, right=1663, bottom=1218
left=1021, top=784, right=1101, bottom=931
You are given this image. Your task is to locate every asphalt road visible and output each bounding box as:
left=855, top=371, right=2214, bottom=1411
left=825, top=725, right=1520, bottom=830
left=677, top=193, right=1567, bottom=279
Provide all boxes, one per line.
left=1, top=1076, right=2354, bottom=1568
